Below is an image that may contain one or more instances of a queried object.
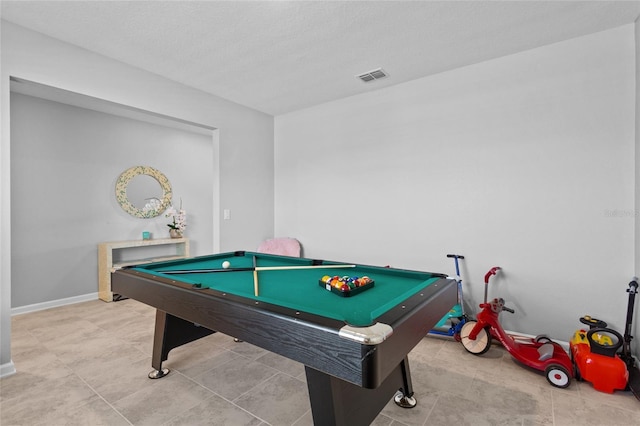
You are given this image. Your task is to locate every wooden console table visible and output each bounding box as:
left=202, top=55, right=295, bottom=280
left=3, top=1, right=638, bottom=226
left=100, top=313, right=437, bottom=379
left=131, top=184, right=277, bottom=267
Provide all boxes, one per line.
left=98, top=238, right=189, bottom=302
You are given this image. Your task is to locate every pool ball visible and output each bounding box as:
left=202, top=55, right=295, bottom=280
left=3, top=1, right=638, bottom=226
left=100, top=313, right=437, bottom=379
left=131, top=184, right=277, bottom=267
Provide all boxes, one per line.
left=340, top=284, right=350, bottom=292
left=222, top=261, right=231, bottom=269
left=321, top=275, right=331, bottom=283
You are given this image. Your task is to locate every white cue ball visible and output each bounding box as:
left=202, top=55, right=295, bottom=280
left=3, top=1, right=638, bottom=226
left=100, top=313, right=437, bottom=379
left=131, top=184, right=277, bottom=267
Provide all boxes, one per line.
left=222, top=261, right=231, bottom=269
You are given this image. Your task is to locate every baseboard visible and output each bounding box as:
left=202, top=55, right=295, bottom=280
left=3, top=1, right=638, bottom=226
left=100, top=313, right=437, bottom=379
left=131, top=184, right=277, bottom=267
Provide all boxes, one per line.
left=11, top=292, right=98, bottom=316
left=0, top=360, right=16, bottom=378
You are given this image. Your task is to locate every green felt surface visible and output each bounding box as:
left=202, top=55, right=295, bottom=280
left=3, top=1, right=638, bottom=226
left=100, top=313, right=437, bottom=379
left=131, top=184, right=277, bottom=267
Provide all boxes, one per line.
left=133, top=252, right=441, bottom=326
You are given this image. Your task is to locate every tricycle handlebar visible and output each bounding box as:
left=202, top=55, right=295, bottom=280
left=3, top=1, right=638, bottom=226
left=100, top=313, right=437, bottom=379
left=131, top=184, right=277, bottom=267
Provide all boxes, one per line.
left=483, top=266, right=501, bottom=304
left=484, top=267, right=501, bottom=284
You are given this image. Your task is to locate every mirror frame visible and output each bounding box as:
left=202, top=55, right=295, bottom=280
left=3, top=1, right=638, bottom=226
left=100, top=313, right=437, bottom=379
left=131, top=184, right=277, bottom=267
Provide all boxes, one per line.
left=115, top=166, right=172, bottom=218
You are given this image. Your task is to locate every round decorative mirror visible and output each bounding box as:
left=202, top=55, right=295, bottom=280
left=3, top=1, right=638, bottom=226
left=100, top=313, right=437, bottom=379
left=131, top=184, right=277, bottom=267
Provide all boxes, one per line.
left=115, top=166, right=172, bottom=218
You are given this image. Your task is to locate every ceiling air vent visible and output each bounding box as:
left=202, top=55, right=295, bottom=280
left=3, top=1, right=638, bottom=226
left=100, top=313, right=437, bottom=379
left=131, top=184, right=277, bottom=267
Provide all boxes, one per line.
left=357, top=68, right=388, bottom=83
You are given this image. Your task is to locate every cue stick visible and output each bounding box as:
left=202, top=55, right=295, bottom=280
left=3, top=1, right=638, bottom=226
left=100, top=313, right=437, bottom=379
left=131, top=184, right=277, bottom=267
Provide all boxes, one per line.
left=161, top=267, right=254, bottom=274
left=256, top=264, right=356, bottom=272
left=253, top=255, right=259, bottom=297
left=161, top=264, right=357, bottom=275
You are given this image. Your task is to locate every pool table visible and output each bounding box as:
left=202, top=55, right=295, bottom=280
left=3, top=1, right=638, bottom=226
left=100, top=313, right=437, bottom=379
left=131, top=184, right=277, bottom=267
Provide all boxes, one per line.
left=111, top=251, right=456, bottom=426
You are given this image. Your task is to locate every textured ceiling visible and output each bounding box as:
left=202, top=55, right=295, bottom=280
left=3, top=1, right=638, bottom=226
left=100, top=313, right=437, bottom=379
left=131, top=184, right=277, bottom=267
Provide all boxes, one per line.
left=2, top=1, right=640, bottom=116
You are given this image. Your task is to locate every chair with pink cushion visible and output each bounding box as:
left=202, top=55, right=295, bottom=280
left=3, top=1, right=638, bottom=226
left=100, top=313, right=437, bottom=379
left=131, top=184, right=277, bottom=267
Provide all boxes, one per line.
left=257, top=237, right=301, bottom=257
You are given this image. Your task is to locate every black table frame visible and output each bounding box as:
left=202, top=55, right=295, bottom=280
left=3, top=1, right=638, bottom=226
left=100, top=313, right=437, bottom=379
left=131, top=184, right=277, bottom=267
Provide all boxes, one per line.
left=112, top=254, right=456, bottom=426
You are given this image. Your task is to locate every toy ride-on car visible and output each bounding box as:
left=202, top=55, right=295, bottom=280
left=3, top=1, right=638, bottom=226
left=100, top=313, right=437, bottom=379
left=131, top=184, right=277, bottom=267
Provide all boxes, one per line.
left=570, top=316, right=628, bottom=393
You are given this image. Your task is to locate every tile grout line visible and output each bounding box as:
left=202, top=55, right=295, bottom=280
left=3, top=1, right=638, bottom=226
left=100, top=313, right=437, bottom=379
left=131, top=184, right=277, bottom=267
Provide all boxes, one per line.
left=420, top=393, right=440, bottom=426
left=73, top=371, right=134, bottom=426
left=174, top=369, right=272, bottom=425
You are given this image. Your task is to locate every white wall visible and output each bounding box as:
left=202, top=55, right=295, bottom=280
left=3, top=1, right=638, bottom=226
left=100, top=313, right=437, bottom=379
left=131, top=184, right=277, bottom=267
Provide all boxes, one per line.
left=10, top=93, right=215, bottom=307
left=1, top=21, right=274, bottom=376
left=275, top=25, right=637, bottom=349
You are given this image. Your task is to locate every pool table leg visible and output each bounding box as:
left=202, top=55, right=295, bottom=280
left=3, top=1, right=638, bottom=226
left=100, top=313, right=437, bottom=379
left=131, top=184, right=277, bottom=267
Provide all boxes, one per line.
left=149, top=310, right=216, bottom=379
left=305, top=356, right=416, bottom=426
left=393, top=356, right=417, bottom=408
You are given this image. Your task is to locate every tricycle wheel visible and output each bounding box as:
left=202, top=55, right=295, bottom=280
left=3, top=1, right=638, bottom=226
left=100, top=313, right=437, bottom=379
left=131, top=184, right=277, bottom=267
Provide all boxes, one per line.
left=545, top=364, right=571, bottom=388
left=460, top=320, right=491, bottom=355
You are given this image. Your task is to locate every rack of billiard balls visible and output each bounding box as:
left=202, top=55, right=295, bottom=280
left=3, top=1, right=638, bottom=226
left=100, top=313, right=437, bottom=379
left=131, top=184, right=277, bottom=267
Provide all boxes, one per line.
left=319, top=275, right=374, bottom=297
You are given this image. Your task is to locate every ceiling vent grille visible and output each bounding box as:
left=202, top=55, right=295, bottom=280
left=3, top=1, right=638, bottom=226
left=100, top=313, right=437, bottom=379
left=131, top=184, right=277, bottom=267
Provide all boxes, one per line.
left=357, top=68, right=388, bottom=82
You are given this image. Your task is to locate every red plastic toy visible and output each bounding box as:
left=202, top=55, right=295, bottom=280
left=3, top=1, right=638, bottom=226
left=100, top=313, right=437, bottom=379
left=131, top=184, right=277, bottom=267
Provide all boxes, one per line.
left=569, top=316, right=628, bottom=393
left=460, top=267, right=573, bottom=388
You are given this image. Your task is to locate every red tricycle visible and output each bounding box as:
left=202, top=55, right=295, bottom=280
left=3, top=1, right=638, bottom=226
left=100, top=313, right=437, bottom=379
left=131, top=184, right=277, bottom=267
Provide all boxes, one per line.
left=460, top=267, right=573, bottom=388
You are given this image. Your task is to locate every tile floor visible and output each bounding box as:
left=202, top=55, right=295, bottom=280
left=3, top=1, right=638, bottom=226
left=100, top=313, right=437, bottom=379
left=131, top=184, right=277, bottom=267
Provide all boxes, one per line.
left=1, top=299, right=640, bottom=425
